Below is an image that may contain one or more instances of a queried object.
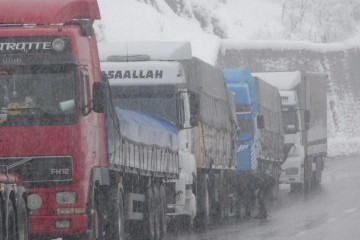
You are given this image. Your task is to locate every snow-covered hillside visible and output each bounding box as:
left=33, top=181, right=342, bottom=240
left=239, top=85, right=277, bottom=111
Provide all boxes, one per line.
left=95, top=0, right=360, bottom=63
left=94, top=0, right=360, bottom=157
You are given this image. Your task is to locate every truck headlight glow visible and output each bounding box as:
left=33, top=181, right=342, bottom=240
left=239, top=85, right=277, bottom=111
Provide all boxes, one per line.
left=27, top=194, right=42, bottom=210
left=52, top=38, right=66, bottom=52
left=56, top=192, right=76, bottom=204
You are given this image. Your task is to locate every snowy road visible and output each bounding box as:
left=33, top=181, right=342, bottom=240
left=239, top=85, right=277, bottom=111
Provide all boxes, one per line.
left=166, top=155, right=360, bottom=240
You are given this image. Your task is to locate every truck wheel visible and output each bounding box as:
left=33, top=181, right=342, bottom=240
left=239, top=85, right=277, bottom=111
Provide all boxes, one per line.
left=6, top=200, right=16, bottom=240
left=109, top=185, right=125, bottom=240
left=195, top=175, right=210, bottom=229
left=93, top=187, right=107, bottom=240
left=290, top=183, right=303, bottom=193
left=219, top=172, right=230, bottom=222
left=16, top=196, right=29, bottom=240
left=303, top=180, right=311, bottom=195
left=174, top=215, right=193, bottom=232
left=153, top=185, right=161, bottom=240
left=0, top=201, right=3, bottom=240
left=144, top=187, right=155, bottom=240
left=271, top=183, right=279, bottom=200
left=159, top=184, right=167, bottom=239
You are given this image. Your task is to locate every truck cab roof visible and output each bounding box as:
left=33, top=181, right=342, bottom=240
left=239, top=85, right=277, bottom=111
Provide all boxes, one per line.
left=98, top=41, right=192, bottom=62
left=223, top=68, right=258, bottom=112
left=227, top=83, right=251, bottom=106
left=252, top=71, right=301, bottom=90
left=0, top=0, right=100, bottom=24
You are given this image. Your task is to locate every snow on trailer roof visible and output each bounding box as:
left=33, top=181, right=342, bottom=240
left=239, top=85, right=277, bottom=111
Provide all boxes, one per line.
left=0, top=0, right=100, bottom=24
left=252, top=71, right=301, bottom=90
left=98, top=41, right=192, bottom=62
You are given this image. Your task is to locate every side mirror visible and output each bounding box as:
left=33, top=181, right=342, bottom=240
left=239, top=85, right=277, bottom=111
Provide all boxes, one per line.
left=189, top=92, right=200, bottom=127
left=179, top=92, right=190, bottom=129
left=257, top=115, right=265, bottom=129
left=304, top=109, right=310, bottom=131
left=93, top=82, right=107, bottom=113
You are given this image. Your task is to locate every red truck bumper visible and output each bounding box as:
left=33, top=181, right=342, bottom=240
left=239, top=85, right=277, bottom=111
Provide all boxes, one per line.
left=29, top=214, right=88, bottom=237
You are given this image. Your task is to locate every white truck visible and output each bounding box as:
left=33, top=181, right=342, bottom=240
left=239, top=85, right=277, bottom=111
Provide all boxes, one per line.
left=98, top=42, right=199, bottom=231
left=99, top=42, right=237, bottom=230
left=252, top=71, right=327, bottom=193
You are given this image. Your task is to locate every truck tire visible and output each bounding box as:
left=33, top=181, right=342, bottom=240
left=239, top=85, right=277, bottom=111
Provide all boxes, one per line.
left=6, top=199, right=16, bottom=240
left=153, top=185, right=161, bottom=240
left=0, top=200, right=3, bottom=240
left=93, top=187, right=107, bottom=240
left=16, top=195, right=29, bottom=240
left=291, top=183, right=302, bottom=193
left=159, top=184, right=167, bottom=239
left=108, top=185, right=125, bottom=240
left=271, top=183, right=279, bottom=200
left=219, top=171, right=230, bottom=223
left=180, top=215, right=194, bottom=232
left=195, top=174, right=210, bottom=229
left=144, top=187, right=155, bottom=240
left=303, top=179, right=311, bottom=196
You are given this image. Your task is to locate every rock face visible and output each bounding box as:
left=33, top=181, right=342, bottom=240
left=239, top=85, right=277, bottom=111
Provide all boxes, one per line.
left=217, top=43, right=360, bottom=156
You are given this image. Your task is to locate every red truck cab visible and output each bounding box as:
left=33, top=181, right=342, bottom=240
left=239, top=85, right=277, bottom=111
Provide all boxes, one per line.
left=0, top=0, right=105, bottom=238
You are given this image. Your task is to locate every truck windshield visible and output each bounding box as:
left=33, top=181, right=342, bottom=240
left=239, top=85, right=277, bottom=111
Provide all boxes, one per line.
left=109, top=85, right=178, bottom=125
left=0, top=65, right=77, bottom=127
left=237, top=113, right=254, bottom=136
left=282, top=108, right=298, bottom=134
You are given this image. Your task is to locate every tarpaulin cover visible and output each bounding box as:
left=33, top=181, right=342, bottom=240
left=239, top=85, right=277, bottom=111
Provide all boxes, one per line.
left=115, top=108, right=178, bottom=151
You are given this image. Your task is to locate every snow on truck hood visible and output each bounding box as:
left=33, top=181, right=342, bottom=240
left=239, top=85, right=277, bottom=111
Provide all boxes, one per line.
left=115, top=108, right=178, bottom=151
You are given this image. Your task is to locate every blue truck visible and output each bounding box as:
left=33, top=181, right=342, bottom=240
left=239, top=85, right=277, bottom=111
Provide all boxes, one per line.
left=223, top=68, right=284, bottom=215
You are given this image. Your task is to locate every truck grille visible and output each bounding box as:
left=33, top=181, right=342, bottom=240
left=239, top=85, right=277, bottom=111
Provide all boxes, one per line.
left=0, top=156, right=72, bottom=184
left=286, top=167, right=299, bottom=175
left=165, top=182, right=176, bottom=205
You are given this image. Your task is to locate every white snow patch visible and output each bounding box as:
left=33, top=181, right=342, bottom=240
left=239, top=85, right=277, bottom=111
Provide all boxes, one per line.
left=95, top=0, right=220, bottom=65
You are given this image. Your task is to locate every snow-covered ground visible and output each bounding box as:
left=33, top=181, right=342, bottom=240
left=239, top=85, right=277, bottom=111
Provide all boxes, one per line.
left=94, top=0, right=360, bottom=157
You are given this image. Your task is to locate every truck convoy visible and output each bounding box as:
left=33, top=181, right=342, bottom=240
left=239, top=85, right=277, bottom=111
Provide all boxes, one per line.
left=223, top=69, right=285, bottom=205
left=0, top=0, right=328, bottom=238
left=0, top=0, right=178, bottom=239
left=252, top=71, right=327, bottom=193
left=99, top=41, right=238, bottom=230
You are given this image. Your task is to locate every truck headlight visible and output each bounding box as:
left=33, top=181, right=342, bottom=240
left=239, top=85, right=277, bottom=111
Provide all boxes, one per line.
left=52, top=38, right=66, bottom=52
left=27, top=194, right=42, bottom=210
left=56, top=192, right=76, bottom=204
